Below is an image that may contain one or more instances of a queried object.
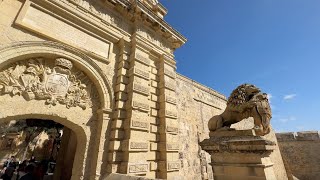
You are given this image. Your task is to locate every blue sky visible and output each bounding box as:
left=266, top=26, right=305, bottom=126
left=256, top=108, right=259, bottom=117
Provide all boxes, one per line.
left=161, top=0, right=320, bottom=132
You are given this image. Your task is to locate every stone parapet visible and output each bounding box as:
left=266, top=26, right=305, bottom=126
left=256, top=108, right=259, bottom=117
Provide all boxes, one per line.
left=277, top=131, right=320, bottom=180
left=177, top=73, right=226, bottom=101
left=276, top=131, right=320, bottom=141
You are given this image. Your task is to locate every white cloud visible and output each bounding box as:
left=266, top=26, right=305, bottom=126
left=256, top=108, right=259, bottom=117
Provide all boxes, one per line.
left=283, top=94, right=297, bottom=100
left=278, top=116, right=296, bottom=123
left=274, top=128, right=286, bottom=133
left=267, top=93, right=273, bottom=102
left=279, top=118, right=288, bottom=123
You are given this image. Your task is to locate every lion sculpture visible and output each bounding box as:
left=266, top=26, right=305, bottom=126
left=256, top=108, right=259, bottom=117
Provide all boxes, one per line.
left=208, top=84, right=272, bottom=136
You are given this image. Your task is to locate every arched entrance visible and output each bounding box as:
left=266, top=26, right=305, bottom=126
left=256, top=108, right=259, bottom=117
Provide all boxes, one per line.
left=0, top=118, right=79, bottom=180
left=0, top=114, right=86, bottom=180
left=0, top=41, right=114, bottom=179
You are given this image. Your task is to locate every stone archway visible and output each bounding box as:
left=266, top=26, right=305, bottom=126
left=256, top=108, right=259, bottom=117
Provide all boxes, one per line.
left=0, top=114, right=87, bottom=180
left=0, top=41, right=113, bottom=109
left=0, top=41, right=114, bottom=179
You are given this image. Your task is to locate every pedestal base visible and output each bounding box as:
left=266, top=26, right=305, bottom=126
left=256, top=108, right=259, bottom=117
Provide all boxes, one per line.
left=200, top=130, right=277, bottom=180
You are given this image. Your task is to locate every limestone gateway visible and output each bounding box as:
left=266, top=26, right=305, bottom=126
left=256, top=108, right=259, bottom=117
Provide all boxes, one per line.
left=0, top=0, right=223, bottom=179
left=0, top=0, right=293, bottom=180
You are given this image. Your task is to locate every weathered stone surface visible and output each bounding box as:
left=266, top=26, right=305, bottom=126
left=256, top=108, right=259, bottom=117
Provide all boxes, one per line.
left=277, top=131, right=320, bottom=180
left=0, top=0, right=183, bottom=179
left=176, top=74, right=227, bottom=180
left=208, top=84, right=272, bottom=136
left=232, top=118, right=289, bottom=180
left=200, top=130, right=277, bottom=180
left=200, top=130, right=276, bottom=180
left=103, top=173, right=161, bottom=180
left=0, top=57, right=98, bottom=109
left=0, top=0, right=291, bottom=180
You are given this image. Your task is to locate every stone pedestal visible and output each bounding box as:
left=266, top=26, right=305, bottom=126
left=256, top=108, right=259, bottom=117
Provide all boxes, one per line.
left=200, top=129, right=277, bottom=180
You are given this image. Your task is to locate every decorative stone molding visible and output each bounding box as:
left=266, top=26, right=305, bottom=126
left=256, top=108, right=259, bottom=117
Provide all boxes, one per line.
left=0, top=57, right=98, bottom=109
left=132, top=100, right=150, bottom=112
left=52, top=0, right=186, bottom=50
left=165, top=95, right=177, bottom=105
left=132, top=83, right=150, bottom=95
left=110, top=0, right=186, bottom=48
left=130, top=120, right=149, bottom=131
left=129, top=67, right=150, bottom=80
left=135, top=53, right=151, bottom=66
left=167, top=162, right=180, bottom=171
left=160, top=80, right=176, bottom=91
left=127, top=163, right=149, bottom=174
left=163, top=68, right=176, bottom=79
left=166, top=126, right=179, bottom=134
left=166, top=143, right=179, bottom=151
left=0, top=41, right=114, bottom=110
left=160, top=110, right=177, bottom=119
left=122, top=140, right=149, bottom=152
left=16, top=0, right=113, bottom=62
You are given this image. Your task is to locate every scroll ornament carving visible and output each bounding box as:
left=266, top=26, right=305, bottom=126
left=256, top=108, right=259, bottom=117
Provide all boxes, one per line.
left=0, top=57, right=95, bottom=109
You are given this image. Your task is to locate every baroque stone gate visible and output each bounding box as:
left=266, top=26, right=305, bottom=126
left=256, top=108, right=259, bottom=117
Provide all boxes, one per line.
left=0, top=0, right=288, bottom=180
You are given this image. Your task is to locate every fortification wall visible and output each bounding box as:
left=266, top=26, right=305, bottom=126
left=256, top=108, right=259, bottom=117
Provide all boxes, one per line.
left=176, top=74, right=289, bottom=180
left=176, top=74, right=227, bottom=180
left=276, top=131, right=320, bottom=180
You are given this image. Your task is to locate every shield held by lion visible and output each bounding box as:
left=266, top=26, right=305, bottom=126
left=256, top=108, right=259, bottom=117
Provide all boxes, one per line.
left=208, top=84, right=272, bottom=136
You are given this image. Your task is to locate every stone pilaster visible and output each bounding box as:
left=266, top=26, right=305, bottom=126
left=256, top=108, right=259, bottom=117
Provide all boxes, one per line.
left=119, top=38, right=153, bottom=177
left=157, top=55, right=180, bottom=179
left=91, top=109, right=112, bottom=180
left=107, top=39, right=130, bottom=174
left=200, top=130, right=277, bottom=180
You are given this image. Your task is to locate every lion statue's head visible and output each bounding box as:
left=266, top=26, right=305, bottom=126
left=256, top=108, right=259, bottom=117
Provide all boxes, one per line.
left=227, top=84, right=261, bottom=107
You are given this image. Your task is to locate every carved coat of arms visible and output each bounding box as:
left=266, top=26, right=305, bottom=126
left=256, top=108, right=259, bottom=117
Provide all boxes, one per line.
left=0, top=57, right=94, bottom=109
left=46, top=73, right=69, bottom=96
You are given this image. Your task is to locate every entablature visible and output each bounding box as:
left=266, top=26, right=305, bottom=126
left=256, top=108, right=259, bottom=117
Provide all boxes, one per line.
left=19, top=0, right=185, bottom=61
left=105, top=0, right=187, bottom=49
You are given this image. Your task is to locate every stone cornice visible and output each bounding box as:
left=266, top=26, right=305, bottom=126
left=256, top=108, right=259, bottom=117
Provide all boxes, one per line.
left=108, top=0, right=187, bottom=49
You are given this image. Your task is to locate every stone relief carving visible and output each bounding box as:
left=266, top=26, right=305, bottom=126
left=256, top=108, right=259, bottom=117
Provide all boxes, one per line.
left=55, top=0, right=130, bottom=33
left=136, top=27, right=171, bottom=53
left=0, top=57, right=98, bottom=109
left=53, top=0, right=172, bottom=51
left=208, top=84, right=272, bottom=136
